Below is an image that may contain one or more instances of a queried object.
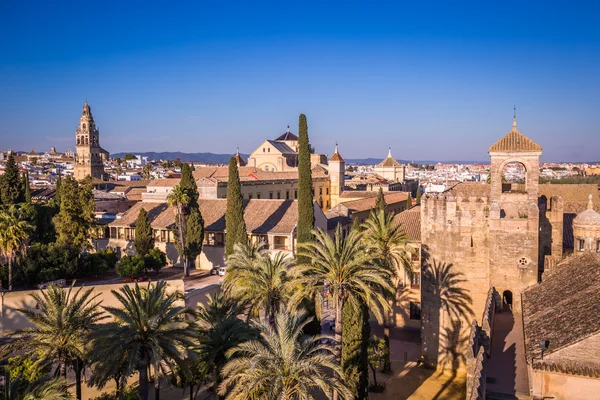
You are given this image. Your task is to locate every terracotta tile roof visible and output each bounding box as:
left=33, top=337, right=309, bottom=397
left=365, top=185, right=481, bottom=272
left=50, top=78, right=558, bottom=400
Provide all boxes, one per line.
left=339, top=191, right=379, bottom=199
left=125, top=187, right=145, bottom=202
left=193, top=165, right=328, bottom=183
left=110, top=202, right=176, bottom=229
left=311, top=164, right=329, bottom=178
left=522, top=252, right=600, bottom=366
left=111, top=199, right=299, bottom=234
left=147, top=178, right=181, bottom=187
left=266, top=140, right=296, bottom=155
left=376, top=156, right=401, bottom=168
left=393, top=205, right=421, bottom=241
left=325, top=208, right=353, bottom=231
left=339, top=192, right=409, bottom=213
left=488, top=120, right=542, bottom=152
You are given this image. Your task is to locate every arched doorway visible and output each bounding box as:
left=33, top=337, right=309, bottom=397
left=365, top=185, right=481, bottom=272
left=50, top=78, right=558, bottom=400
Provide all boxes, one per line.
left=502, top=290, right=513, bottom=312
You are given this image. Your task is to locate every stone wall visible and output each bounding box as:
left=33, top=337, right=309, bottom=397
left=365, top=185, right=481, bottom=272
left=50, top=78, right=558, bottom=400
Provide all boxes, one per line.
left=421, top=192, right=490, bottom=368
left=465, top=287, right=499, bottom=400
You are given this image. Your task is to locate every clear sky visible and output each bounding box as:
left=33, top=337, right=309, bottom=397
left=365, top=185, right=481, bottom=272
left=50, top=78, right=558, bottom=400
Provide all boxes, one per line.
left=1, top=0, right=599, bottom=161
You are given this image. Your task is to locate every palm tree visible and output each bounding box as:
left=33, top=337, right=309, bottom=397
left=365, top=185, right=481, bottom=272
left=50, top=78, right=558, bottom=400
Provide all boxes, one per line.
left=4, top=284, right=106, bottom=400
left=289, top=225, right=393, bottom=399
left=168, top=185, right=191, bottom=276
left=0, top=206, right=33, bottom=290
left=196, top=292, right=256, bottom=399
left=362, top=208, right=413, bottom=372
left=224, top=242, right=292, bottom=326
left=219, top=310, right=352, bottom=400
left=9, top=375, right=72, bottom=400
left=90, top=281, right=197, bottom=400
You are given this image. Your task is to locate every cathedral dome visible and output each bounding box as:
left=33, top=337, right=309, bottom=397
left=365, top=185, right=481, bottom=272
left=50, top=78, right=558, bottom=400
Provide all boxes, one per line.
left=573, top=195, right=600, bottom=226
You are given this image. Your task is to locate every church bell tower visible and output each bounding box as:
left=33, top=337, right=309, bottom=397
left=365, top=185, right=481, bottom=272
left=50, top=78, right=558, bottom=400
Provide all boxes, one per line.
left=74, top=101, right=106, bottom=180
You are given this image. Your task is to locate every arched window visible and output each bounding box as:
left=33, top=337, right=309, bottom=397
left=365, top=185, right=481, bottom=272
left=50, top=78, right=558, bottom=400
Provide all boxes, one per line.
left=502, top=290, right=513, bottom=312
left=501, top=162, right=527, bottom=193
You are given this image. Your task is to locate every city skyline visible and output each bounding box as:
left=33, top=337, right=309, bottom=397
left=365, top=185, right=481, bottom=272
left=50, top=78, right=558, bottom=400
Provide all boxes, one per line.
left=1, top=1, right=599, bottom=161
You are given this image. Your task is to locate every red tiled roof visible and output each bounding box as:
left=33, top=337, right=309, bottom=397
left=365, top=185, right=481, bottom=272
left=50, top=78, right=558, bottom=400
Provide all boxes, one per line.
left=393, top=205, right=421, bottom=241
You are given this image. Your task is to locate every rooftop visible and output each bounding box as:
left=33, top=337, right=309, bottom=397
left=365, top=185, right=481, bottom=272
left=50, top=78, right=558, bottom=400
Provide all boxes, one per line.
left=488, top=117, right=542, bottom=153
left=393, top=205, right=421, bottom=241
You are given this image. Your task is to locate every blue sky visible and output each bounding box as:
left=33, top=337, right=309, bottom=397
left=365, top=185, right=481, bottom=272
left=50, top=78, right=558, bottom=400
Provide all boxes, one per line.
left=1, top=1, right=599, bottom=161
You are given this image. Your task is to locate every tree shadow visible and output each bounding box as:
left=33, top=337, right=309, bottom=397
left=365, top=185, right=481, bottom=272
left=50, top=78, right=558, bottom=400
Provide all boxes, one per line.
left=421, top=257, right=473, bottom=374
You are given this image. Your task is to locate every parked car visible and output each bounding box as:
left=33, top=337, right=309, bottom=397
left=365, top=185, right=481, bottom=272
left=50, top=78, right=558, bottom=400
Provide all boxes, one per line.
left=209, top=267, right=218, bottom=276
left=218, top=267, right=227, bottom=276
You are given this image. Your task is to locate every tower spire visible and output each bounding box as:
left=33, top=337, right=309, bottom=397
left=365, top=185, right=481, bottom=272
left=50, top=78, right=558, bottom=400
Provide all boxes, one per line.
left=388, top=147, right=392, bottom=158
left=513, top=105, right=517, bottom=130
left=334, top=142, right=339, bottom=154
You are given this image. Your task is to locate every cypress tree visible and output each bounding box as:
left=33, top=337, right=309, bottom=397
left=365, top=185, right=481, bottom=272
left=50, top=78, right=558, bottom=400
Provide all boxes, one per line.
left=405, top=193, right=411, bottom=210
left=342, top=299, right=370, bottom=400
left=415, top=184, right=422, bottom=204
left=24, top=172, right=31, bottom=203
left=297, top=113, right=314, bottom=264
left=375, top=187, right=386, bottom=212
left=134, top=208, right=154, bottom=259
left=176, top=163, right=204, bottom=275
left=53, top=176, right=95, bottom=250
left=296, top=113, right=321, bottom=335
left=225, top=157, right=246, bottom=257
left=1, top=153, right=23, bottom=204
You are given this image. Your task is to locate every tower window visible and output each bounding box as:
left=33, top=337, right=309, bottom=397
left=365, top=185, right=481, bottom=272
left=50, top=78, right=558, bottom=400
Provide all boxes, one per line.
left=579, top=239, right=585, bottom=251
left=596, top=240, right=600, bottom=252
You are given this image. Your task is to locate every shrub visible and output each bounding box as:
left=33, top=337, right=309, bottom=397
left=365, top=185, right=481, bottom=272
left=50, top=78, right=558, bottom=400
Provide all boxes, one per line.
left=90, top=385, right=138, bottom=400
left=144, top=248, right=167, bottom=274
left=116, top=255, right=145, bottom=280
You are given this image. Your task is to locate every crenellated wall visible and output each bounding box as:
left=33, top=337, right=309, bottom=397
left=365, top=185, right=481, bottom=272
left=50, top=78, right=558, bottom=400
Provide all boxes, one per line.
left=420, top=191, right=491, bottom=368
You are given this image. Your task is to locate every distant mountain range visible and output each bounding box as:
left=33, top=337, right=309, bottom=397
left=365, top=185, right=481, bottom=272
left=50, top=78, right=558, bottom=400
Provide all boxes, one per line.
left=111, top=151, right=487, bottom=165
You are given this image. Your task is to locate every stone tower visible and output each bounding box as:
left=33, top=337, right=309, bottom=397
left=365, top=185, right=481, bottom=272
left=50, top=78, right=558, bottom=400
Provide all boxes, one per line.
left=328, top=143, right=345, bottom=208
left=74, top=101, right=106, bottom=180
left=487, top=115, right=542, bottom=313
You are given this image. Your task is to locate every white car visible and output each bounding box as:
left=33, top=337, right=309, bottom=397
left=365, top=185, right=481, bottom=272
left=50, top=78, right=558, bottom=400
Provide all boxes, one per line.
left=218, top=267, right=226, bottom=276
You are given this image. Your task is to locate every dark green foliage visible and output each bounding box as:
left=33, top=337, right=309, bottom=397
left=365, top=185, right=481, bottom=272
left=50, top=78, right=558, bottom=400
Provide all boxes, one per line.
left=186, top=206, right=204, bottom=268
left=296, top=114, right=314, bottom=264
left=123, top=153, right=137, bottom=161
left=406, top=193, right=412, bottom=210
left=375, top=188, right=386, bottom=212
left=141, top=163, right=152, bottom=180
left=134, top=208, right=154, bottom=258
left=539, top=175, right=600, bottom=184
left=15, top=243, right=79, bottom=285
left=16, top=203, right=57, bottom=244
left=341, top=299, right=370, bottom=400
left=225, top=157, right=246, bottom=257
left=116, top=255, right=145, bottom=280
left=0, top=154, right=24, bottom=205
left=53, top=176, right=95, bottom=250
left=415, top=185, right=422, bottom=204
left=14, top=244, right=115, bottom=285
left=179, top=163, right=199, bottom=208
left=368, top=335, right=388, bottom=391
left=23, top=172, right=31, bottom=203
left=144, top=248, right=167, bottom=274
left=90, top=386, right=138, bottom=400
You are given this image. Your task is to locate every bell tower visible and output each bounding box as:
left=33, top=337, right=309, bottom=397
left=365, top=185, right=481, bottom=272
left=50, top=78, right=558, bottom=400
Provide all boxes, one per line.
left=328, top=143, right=345, bottom=208
left=488, top=115, right=542, bottom=314
left=74, top=101, right=106, bottom=180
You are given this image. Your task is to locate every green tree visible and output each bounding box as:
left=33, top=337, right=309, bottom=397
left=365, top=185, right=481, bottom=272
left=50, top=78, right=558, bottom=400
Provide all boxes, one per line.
left=123, top=153, right=137, bottom=161
left=296, top=113, right=314, bottom=264
left=55, top=172, right=62, bottom=205
left=170, top=357, right=208, bottom=400
left=405, top=193, right=412, bottom=210
left=134, top=208, right=154, bottom=260
left=168, top=185, right=190, bottom=275
left=296, top=113, right=321, bottom=336
left=0, top=206, right=33, bottom=290
left=289, top=226, right=393, bottom=399
left=23, top=172, right=31, bottom=203
left=115, top=255, right=145, bottom=280
left=53, top=176, right=95, bottom=250
left=362, top=208, right=412, bottom=372
left=5, top=284, right=106, bottom=400
left=144, top=248, right=168, bottom=275
left=196, top=292, right=256, bottom=399
left=342, top=298, right=370, bottom=399
left=367, top=335, right=388, bottom=390
left=219, top=310, right=352, bottom=400
left=225, top=157, right=247, bottom=257
left=415, top=185, right=422, bottom=204
left=180, top=163, right=204, bottom=272
left=0, top=153, right=24, bottom=204
left=224, top=242, right=291, bottom=326
left=375, top=188, right=386, bottom=212
left=142, top=163, right=153, bottom=180
left=90, top=281, right=197, bottom=400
